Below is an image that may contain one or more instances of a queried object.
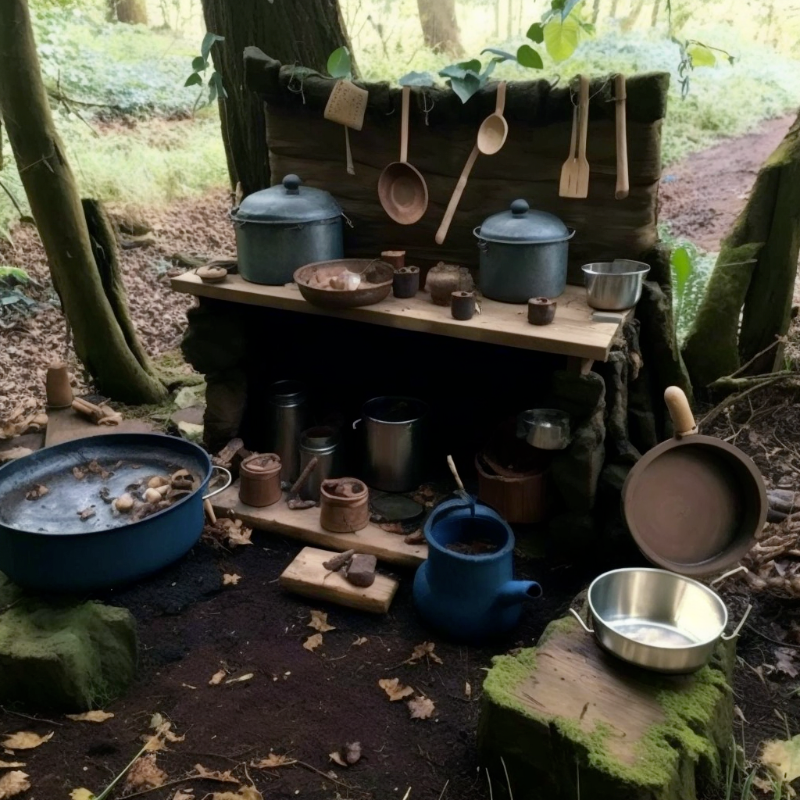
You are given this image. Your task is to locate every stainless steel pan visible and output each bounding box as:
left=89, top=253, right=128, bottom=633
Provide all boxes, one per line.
left=570, top=568, right=750, bottom=673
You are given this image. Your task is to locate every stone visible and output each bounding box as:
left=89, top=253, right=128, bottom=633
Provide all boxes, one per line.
left=0, top=587, right=138, bottom=712
left=479, top=614, right=735, bottom=800
left=346, top=554, right=377, bottom=588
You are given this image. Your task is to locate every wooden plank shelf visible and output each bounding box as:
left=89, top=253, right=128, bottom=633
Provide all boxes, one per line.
left=172, top=272, right=628, bottom=362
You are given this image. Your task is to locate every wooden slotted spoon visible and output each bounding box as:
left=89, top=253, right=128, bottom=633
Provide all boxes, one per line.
left=559, top=75, right=590, bottom=199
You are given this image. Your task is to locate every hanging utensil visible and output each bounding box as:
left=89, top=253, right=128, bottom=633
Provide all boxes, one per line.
left=558, top=104, right=578, bottom=197
left=615, top=73, right=629, bottom=200
left=378, top=86, right=429, bottom=225
left=436, top=81, right=508, bottom=245
left=324, top=79, right=369, bottom=176
left=559, top=75, right=590, bottom=199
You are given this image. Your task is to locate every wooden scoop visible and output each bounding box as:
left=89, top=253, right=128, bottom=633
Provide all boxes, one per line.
left=559, top=75, right=590, bottom=199
left=436, top=81, right=508, bottom=245
left=614, top=73, right=629, bottom=200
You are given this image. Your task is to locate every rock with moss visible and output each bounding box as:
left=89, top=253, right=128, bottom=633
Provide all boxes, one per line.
left=0, top=590, right=138, bottom=712
left=478, top=615, right=734, bottom=800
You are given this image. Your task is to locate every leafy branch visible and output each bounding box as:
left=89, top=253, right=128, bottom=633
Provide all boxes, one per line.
left=327, top=46, right=353, bottom=81
left=184, top=32, right=227, bottom=113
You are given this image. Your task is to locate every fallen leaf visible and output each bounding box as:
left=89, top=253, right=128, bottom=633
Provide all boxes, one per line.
left=25, top=484, right=48, bottom=501
left=1, top=732, right=53, bottom=750
left=172, top=791, right=194, bottom=800
left=125, top=754, right=166, bottom=790
left=761, top=735, right=800, bottom=783
left=308, top=610, right=335, bottom=632
left=0, top=771, right=29, bottom=798
left=209, top=668, right=227, bottom=686
left=192, top=764, right=239, bottom=783
left=225, top=673, right=253, bottom=684
left=303, top=633, right=323, bottom=652
left=70, top=790, right=95, bottom=800
left=77, top=506, right=96, bottom=521
left=378, top=678, right=414, bottom=702
left=408, top=695, right=435, bottom=720
left=223, top=573, right=241, bottom=585
left=0, top=763, right=24, bottom=770
left=148, top=714, right=185, bottom=744
left=775, top=649, right=799, bottom=678
left=66, top=711, right=114, bottom=723
left=211, top=788, right=262, bottom=800
left=329, top=751, right=347, bottom=767
left=409, top=641, right=443, bottom=665
left=353, top=636, right=368, bottom=646
left=465, top=682, right=472, bottom=699
left=345, top=741, right=361, bottom=765
left=752, top=776, right=774, bottom=794
left=250, top=754, right=296, bottom=769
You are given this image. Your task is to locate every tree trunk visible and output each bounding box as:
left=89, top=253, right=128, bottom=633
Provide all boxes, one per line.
left=683, top=111, right=800, bottom=387
left=199, top=0, right=356, bottom=198
left=650, top=0, right=661, bottom=27
left=592, top=0, right=602, bottom=25
left=416, top=0, right=464, bottom=57
left=0, top=0, right=167, bottom=404
left=107, top=0, right=148, bottom=24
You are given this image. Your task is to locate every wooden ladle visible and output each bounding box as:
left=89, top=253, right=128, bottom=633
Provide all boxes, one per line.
left=435, top=81, right=508, bottom=245
left=378, top=86, right=429, bottom=225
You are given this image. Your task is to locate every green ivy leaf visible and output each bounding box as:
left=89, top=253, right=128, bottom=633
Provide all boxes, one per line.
left=448, top=73, right=482, bottom=104
left=201, top=31, right=224, bottom=61
left=0, top=266, right=28, bottom=283
left=686, top=43, right=716, bottom=67
left=327, top=46, right=352, bottom=80
left=399, top=70, right=436, bottom=87
left=671, top=246, right=694, bottom=303
left=480, top=59, right=498, bottom=80
left=192, top=56, right=207, bottom=72
left=208, top=78, right=218, bottom=104
left=480, top=47, right=517, bottom=62
left=516, top=44, right=544, bottom=69
left=184, top=72, right=202, bottom=87
left=544, top=15, right=581, bottom=62
left=526, top=23, right=545, bottom=43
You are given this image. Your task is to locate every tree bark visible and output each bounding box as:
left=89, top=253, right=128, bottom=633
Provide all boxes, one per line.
left=0, top=0, right=167, bottom=404
left=416, top=0, right=464, bottom=57
left=199, top=0, right=356, bottom=198
left=107, top=0, right=148, bottom=24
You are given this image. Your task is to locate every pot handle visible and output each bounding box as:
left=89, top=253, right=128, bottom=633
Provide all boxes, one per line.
left=473, top=227, right=489, bottom=252
left=203, top=466, right=233, bottom=501
left=569, top=607, right=594, bottom=634
left=721, top=603, right=752, bottom=641
left=352, top=418, right=361, bottom=431
left=664, top=386, right=698, bottom=438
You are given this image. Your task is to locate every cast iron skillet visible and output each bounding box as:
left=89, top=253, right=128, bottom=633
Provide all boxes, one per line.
left=622, top=387, right=767, bottom=575
left=0, top=434, right=230, bottom=593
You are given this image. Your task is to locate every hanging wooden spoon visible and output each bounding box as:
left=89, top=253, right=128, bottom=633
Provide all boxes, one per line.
left=615, top=73, right=629, bottom=200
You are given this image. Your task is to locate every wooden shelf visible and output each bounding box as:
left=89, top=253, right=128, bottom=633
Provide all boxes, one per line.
left=172, top=272, right=628, bottom=361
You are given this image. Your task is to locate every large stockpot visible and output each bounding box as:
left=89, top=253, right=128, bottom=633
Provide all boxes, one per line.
left=355, top=397, right=429, bottom=492
left=474, top=199, right=575, bottom=303
left=231, top=174, right=344, bottom=285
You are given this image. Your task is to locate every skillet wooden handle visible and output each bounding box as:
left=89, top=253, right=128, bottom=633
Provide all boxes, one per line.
left=664, top=386, right=697, bottom=437
left=435, top=145, right=479, bottom=245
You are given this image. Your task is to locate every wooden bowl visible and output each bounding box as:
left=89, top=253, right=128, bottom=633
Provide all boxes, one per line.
left=294, top=259, right=394, bottom=309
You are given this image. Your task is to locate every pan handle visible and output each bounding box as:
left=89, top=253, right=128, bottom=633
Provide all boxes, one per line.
left=721, top=603, right=752, bottom=641
left=203, top=466, right=232, bottom=501
left=570, top=607, right=594, bottom=634
left=664, top=386, right=698, bottom=438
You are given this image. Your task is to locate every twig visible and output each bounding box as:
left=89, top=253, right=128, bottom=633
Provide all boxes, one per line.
left=289, top=457, right=318, bottom=496
left=55, top=72, right=100, bottom=138
left=745, top=624, right=800, bottom=650
left=437, top=779, right=450, bottom=800
left=0, top=706, right=64, bottom=726
left=699, top=375, right=798, bottom=430
left=0, top=178, right=25, bottom=219
left=294, top=760, right=368, bottom=794
left=119, top=772, right=241, bottom=799
left=727, top=337, right=786, bottom=380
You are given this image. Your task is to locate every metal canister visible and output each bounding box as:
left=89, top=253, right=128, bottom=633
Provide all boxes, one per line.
left=266, top=380, right=308, bottom=482
left=299, top=426, right=341, bottom=501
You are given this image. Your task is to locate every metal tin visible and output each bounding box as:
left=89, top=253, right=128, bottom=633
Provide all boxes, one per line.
left=582, top=260, right=650, bottom=310
left=475, top=200, right=575, bottom=303
left=516, top=409, right=571, bottom=450
left=231, top=174, right=344, bottom=286
left=266, top=380, right=308, bottom=482
left=299, top=426, right=341, bottom=501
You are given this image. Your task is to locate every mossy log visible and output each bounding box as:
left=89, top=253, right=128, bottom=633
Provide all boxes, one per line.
left=478, top=615, right=734, bottom=800
left=683, top=111, right=800, bottom=387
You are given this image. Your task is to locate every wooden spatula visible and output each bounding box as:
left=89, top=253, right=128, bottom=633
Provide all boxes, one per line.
left=559, top=75, right=590, bottom=199
left=614, top=73, right=629, bottom=200
left=558, top=104, right=578, bottom=197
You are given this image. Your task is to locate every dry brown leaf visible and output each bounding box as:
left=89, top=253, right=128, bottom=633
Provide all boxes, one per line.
left=66, top=711, right=114, bottom=723
left=308, top=610, right=335, bottom=632
left=408, top=695, right=435, bottom=720
left=378, top=678, right=414, bottom=702
left=225, top=673, right=253, bottom=684
left=303, top=633, right=323, bottom=651
left=329, top=751, right=347, bottom=767
left=345, top=741, right=362, bottom=765
left=409, top=641, right=443, bottom=665
left=775, top=648, right=799, bottom=678
left=223, top=573, right=241, bottom=585
left=0, top=763, right=24, bottom=770
left=172, top=791, right=194, bottom=800
left=1, top=732, right=53, bottom=751
left=209, top=668, right=227, bottom=686
left=125, top=754, right=166, bottom=790
left=250, top=754, right=296, bottom=769
left=465, top=681, right=472, bottom=699
left=761, top=735, right=800, bottom=783
left=0, top=771, right=30, bottom=798
left=211, top=788, right=262, bottom=800
left=192, top=764, right=239, bottom=784
left=147, top=714, right=185, bottom=744
left=352, top=636, right=368, bottom=646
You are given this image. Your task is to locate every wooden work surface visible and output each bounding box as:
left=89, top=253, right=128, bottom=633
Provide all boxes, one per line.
left=212, top=482, right=427, bottom=568
left=172, top=272, right=627, bottom=362
left=45, top=408, right=154, bottom=447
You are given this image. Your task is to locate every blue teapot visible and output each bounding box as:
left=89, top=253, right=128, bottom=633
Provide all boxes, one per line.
left=413, top=498, right=542, bottom=642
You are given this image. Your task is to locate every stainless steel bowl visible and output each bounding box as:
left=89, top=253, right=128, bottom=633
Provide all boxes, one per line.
left=571, top=568, right=750, bottom=673
left=516, top=409, right=571, bottom=450
left=582, top=260, right=650, bottom=311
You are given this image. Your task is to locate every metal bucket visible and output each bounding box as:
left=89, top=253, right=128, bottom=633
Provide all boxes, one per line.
left=355, top=396, right=429, bottom=492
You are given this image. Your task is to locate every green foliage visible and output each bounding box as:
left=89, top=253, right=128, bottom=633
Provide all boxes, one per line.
left=327, top=46, right=354, bottom=80
left=399, top=70, right=436, bottom=87
left=438, top=57, right=499, bottom=103
left=543, top=15, right=582, bottom=62
left=0, top=267, right=29, bottom=283
left=184, top=33, right=227, bottom=108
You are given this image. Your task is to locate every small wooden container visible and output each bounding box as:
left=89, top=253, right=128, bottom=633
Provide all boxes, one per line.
left=451, top=290, right=476, bottom=321
left=320, top=478, right=370, bottom=533
left=528, top=297, right=557, bottom=326
left=239, top=453, right=282, bottom=508
left=45, top=362, right=73, bottom=408
left=393, top=266, right=420, bottom=298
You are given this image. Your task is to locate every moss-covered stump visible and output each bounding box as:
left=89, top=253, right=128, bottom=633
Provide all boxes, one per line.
left=478, top=616, right=734, bottom=800
left=0, top=578, right=138, bottom=711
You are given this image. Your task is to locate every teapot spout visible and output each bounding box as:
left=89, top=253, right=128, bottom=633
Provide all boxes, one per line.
left=496, top=580, right=542, bottom=607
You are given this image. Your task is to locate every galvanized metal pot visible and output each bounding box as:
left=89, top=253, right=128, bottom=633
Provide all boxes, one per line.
left=474, top=199, right=575, bottom=303
left=570, top=568, right=750, bottom=673
left=231, top=174, right=344, bottom=285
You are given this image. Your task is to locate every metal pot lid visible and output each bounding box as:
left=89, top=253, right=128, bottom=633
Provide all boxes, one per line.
left=475, top=199, right=572, bottom=244
left=232, top=175, right=342, bottom=224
